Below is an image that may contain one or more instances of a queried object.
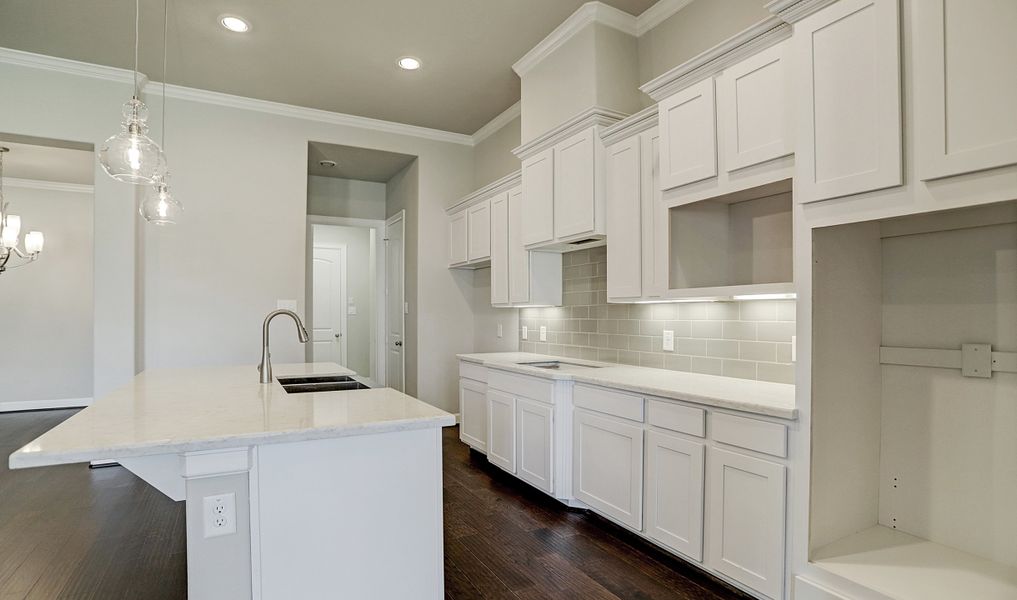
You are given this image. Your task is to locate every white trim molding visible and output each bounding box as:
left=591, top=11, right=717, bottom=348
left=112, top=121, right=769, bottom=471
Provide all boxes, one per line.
left=0, top=47, right=145, bottom=87
left=639, top=16, right=791, bottom=101
left=636, top=0, right=695, bottom=36
left=0, top=397, right=92, bottom=413
left=472, top=102, right=521, bottom=145
left=766, top=0, right=840, bottom=23
left=512, top=106, right=627, bottom=159
left=600, top=105, right=659, bottom=146
left=4, top=177, right=94, bottom=194
left=445, top=169, right=521, bottom=213
left=512, top=2, right=637, bottom=76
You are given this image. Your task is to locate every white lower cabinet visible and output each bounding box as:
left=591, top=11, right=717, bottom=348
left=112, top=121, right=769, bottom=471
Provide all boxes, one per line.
left=706, top=446, right=786, bottom=600
left=572, top=409, right=643, bottom=530
left=486, top=388, right=516, bottom=473
left=515, top=398, right=553, bottom=494
left=459, top=378, right=488, bottom=452
left=645, top=430, right=705, bottom=561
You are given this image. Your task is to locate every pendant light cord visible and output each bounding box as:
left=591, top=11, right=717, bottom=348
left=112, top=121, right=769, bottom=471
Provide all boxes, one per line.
left=133, top=0, right=140, bottom=97
left=161, top=0, right=168, bottom=150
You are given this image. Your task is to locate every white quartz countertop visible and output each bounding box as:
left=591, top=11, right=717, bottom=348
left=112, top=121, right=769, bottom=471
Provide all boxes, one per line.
left=10, top=363, right=455, bottom=469
left=458, top=353, right=797, bottom=419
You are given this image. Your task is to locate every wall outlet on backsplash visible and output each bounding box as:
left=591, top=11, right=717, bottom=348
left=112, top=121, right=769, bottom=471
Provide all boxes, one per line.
left=497, top=323, right=503, bottom=338
left=662, top=330, right=675, bottom=352
left=539, top=326, right=547, bottom=342
left=522, top=325, right=528, bottom=340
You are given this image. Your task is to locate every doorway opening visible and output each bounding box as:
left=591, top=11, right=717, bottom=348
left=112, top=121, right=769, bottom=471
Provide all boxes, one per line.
left=304, top=142, right=414, bottom=391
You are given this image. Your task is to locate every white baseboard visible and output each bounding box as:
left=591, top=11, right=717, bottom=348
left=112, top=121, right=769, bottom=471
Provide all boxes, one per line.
left=0, top=397, right=92, bottom=412
left=453, top=412, right=461, bottom=424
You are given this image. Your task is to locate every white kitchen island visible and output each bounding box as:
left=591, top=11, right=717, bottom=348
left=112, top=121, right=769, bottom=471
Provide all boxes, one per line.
left=9, top=363, right=455, bottom=600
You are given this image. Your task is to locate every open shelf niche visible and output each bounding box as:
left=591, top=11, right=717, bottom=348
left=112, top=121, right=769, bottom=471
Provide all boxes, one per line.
left=667, top=179, right=793, bottom=299
left=810, top=200, right=1017, bottom=600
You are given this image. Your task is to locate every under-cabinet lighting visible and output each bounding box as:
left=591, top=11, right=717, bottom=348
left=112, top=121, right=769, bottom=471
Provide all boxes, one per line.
left=732, top=293, right=797, bottom=301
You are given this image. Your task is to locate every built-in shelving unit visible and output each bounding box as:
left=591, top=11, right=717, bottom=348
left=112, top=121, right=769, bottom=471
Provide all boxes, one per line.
left=667, top=179, right=793, bottom=300
left=810, top=200, right=1017, bottom=600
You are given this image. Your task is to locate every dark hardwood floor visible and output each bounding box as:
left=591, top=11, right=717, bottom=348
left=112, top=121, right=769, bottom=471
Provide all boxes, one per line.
left=0, top=410, right=749, bottom=599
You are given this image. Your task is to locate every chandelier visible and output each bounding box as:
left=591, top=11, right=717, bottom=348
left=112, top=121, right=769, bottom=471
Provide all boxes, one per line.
left=0, top=147, right=45, bottom=274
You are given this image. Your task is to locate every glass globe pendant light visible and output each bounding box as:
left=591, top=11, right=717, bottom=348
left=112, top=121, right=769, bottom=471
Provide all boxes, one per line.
left=140, top=178, right=182, bottom=225
left=99, top=0, right=168, bottom=184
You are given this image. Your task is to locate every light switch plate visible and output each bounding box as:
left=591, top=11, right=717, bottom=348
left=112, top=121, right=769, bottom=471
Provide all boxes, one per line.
left=539, top=326, right=547, bottom=342
left=497, top=323, right=503, bottom=338
left=962, top=343, right=991, bottom=378
left=662, top=330, right=675, bottom=352
left=791, top=336, right=797, bottom=362
left=522, top=326, right=528, bottom=340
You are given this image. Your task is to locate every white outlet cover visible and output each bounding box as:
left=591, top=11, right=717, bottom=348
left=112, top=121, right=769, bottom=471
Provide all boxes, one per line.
left=203, top=492, right=237, bottom=538
left=539, top=326, right=547, bottom=342
left=522, top=326, right=528, bottom=340
left=662, top=330, right=675, bottom=352
left=497, top=323, right=503, bottom=338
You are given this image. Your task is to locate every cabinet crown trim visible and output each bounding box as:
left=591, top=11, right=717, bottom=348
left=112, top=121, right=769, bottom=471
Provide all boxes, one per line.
left=445, top=170, right=522, bottom=214
left=639, top=16, right=790, bottom=102
left=513, top=2, right=638, bottom=77
left=600, top=105, right=659, bottom=146
left=765, top=0, right=839, bottom=24
left=513, top=106, right=627, bottom=159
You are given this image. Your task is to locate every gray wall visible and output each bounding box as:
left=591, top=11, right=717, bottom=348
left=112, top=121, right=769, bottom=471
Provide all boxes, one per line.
left=473, top=114, right=521, bottom=189
left=519, top=247, right=795, bottom=383
left=637, top=0, right=770, bottom=95
left=471, top=268, right=520, bottom=353
left=307, top=176, right=386, bottom=220
left=386, top=160, right=420, bottom=396
left=0, top=184, right=94, bottom=406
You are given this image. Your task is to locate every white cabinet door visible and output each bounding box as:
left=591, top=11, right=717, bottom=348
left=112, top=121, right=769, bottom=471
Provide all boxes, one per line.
left=573, top=410, right=643, bottom=530
left=467, top=200, right=491, bottom=262
left=645, top=430, right=705, bottom=561
left=521, top=148, right=554, bottom=246
left=459, top=378, right=487, bottom=452
left=507, top=186, right=530, bottom=304
left=718, top=41, right=792, bottom=172
left=707, top=447, right=786, bottom=600
left=606, top=135, right=643, bottom=300
left=658, top=78, right=718, bottom=190
left=515, top=398, right=553, bottom=495
left=490, top=192, right=509, bottom=305
left=794, top=0, right=901, bottom=203
left=448, top=209, right=468, bottom=266
left=915, top=0, right=1017, bottom=180
left=640, top=129, right=667, bottom=299
left=554, top=128, right=597, bottom=240
left=487, top=389, right=516, bottom=473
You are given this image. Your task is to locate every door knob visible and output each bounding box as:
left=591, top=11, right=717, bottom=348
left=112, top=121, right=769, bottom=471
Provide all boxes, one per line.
left=334, top=332, right=342, bottom=339
left=394, top=340, right=403, bottom=347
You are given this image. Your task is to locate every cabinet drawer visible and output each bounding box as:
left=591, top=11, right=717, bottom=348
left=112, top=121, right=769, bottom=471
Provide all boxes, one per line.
left=711, top=412, right=787, bottom=458
left=573, top=384, right=644, bottom=422
left=488, top=370, right=554, bottom=404
left=459, top=361, right=487, bottom=383
left=647, top=400, right=705, bottom=437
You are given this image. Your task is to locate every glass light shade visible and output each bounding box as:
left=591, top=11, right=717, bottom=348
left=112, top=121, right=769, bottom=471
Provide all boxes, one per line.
left=140, top=182, right=183, bottom=225
left=99, top=99, right=168, bottom=184
left=24, top=231, right=44, bottom=254
left=1, top=214, right=21, bottom=248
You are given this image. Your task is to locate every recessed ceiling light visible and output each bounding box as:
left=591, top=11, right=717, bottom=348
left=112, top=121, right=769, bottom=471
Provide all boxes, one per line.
left=397, top=56, right=421, bottom=71
left=220, top=15, right=250, bottom=33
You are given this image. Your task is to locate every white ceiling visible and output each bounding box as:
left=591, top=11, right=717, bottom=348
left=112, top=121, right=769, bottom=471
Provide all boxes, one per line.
left=308, top=142, right=415, bottom=182
left=0, top=0, right=657, bottom=135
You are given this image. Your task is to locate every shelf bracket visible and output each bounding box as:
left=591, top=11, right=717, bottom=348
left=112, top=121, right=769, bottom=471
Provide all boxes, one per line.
left=879, top=344, right=1017, bottom=378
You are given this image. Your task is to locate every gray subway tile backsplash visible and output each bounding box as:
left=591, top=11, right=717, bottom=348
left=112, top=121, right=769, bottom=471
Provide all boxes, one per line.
left=519, top=252, right=795, bottom=384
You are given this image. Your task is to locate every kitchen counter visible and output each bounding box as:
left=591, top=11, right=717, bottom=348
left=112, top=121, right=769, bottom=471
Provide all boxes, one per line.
left=458, top=352, right=796, bottom=419
left=10, top=362, right=454, bottom=469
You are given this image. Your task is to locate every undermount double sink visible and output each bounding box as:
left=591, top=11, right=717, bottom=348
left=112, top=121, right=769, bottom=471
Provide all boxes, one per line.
left=518, top=360, right=604, bottom=370
left=276, top=374, right=370, bottom=394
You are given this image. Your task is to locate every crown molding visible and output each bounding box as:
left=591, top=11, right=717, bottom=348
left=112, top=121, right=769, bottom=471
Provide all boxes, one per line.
left=512, top=2, right=637, bottom=77
left=472, top=102, right=521, bottom=145
left=600, top=105, right=658, bottom=146
left=445, top=169, right=522, bottom=213
left=4, top=177, right=94, bottom=194
left=766, top=0, right=839, bottom=23
left=513, top=106, right=627, bottom=159
left=155, top=81, right=474, bottom=146
left=635, top=0, right=695, bottom=36
left=0, top=47, right=147, bottom=88
left=639, top=16, right=791, bottom=101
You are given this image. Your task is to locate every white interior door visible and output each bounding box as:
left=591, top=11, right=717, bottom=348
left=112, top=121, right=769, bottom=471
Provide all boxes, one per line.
left=385, top=212, right=405, bottom=392
left=312, top=246, right=347, bottom=367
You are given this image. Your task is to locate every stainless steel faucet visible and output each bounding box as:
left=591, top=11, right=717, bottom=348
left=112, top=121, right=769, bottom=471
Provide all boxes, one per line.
left=258, top=309, right=310, bottom=384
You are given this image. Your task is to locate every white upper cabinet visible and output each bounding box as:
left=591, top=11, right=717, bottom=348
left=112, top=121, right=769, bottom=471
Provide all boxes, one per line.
left=915, top=0, right=1017, bottom=180
left=718, top=41, right=792, bottom=172
left=466, top=200, right=491, bottom=262
left=489, top=192, right=509, bottom=305
left=640, top=130, right=667, bottom=299
left=659, top=78, right=718, bottom=190
left=554, top=128, right=597, bottom=240
left=521, top=148, right=555, bottom=247
left=448, top=209, right=468, bottom=266
left=605, top=135, right=643, bottom=300
left=793, top=0, right=902, bottom=203
left=507, top=185, right=563, bottom=307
